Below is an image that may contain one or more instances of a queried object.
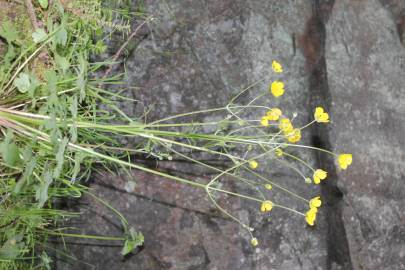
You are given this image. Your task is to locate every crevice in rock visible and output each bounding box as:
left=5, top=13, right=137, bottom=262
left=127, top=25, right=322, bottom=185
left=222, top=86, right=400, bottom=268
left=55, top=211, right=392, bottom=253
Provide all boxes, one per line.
left=378, top=0, right=405, bottom=46
left=301, top=1, right=354, bottom=269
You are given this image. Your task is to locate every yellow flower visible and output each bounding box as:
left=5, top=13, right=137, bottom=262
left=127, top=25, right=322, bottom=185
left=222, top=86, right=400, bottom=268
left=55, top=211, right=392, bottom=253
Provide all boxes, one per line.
left=266, top=108, right=282, bottom=121
left=305, top=207, right=318, bottom=226
left=272, top=60, right=283, bottom=73
left=251, top=237, right=259, bottom=247
left=275, top=148, right=283, bottom=157
left=260, top=116, right=269, bottom=127
left=286, top=128, right=301, bottom=143
left=313, top=169, right=327, bottom=184
left=314, top=107, right=330, bottom=123
left=270, top=81, right=285, bottom=97
left=260, top=200, right=273, bottom=212
left=309, top=196, right=322, bottom=208
left=338, top=154, right=352, bottom=170
left=278, top=118, right=293, bottom=133
left=265, top=184, right=272, bottom=190
left=249, top=160, right=258, bottom=169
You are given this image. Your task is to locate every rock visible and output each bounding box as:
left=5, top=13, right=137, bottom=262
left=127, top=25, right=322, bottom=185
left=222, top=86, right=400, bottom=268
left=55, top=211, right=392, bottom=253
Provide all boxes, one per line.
left=325, top=0, right=405, bottom=269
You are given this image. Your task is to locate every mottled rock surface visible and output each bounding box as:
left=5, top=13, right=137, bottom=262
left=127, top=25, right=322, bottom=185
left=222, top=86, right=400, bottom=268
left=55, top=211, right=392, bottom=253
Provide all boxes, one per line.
left=56, top=0, right=405, bottom=269
left=326, top=0, right=405, bottom=269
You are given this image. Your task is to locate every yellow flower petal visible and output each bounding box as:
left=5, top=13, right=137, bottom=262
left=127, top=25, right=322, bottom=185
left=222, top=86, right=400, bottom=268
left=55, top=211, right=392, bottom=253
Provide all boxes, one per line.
left=286, top=128, right=301, bottom=143
left=338, top=154, right=352, bottom=170
left=272, top=60, right=283, bottom=73
left=305, top=207, right=318, bottom=226
left=249, top=160, right=258, bottom=169
left=260, top=200, right=273, bottom=212
left=251, top=237, right=259, bottom=247
left=314, top=169, right=327, bottom=179
left=270, top=81, right=285, bottom=97
left=309, top=196, right=322, bottom=208
left=266, top=108, right=282, bottom=121
left=314, top=107, right=330, bottom=123
left=265, top=184, right=272, bottom=190
left=313, top=169, right=327, bottom=184
left=275, top=148, right=283, bottom=157
left=260, top=116, right=269, bottom=127
left=279, top=118, right=293, bottom=133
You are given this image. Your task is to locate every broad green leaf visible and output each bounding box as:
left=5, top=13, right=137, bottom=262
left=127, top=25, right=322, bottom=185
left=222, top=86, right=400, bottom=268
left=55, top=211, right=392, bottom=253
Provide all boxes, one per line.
left=0, top=21, right=18, bottom=43
left=32, top=28, right=47, bottom=43
left=38, top=0, right=48, bottom=9
left=121, top=228, right=144, bottom=256
left=14, top=73, right=30, bottom=93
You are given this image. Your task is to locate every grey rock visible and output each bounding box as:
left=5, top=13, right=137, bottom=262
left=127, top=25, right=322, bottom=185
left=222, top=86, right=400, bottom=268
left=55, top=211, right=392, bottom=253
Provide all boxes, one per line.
left=326, top=0, right=405, bottom=269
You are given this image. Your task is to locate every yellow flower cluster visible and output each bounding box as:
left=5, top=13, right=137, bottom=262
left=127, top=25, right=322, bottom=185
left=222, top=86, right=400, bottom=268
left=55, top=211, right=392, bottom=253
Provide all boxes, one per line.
left=278, top=118, right=293, bottom=133
left=270, top=60, right=284, bottom=97
left=306, top=197, right=322, bottom=226
left=260, top=108, right=282, bottom=127
left=285, top=128, right=301, bottom=143
left=277, top=118, right=301, bottom=143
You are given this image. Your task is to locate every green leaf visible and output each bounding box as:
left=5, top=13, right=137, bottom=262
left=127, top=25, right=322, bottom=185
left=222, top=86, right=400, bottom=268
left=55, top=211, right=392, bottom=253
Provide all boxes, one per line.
left=13, top=72, right=39, bottom=94
left=14, top=73, right=30, bottom=93
left=77, top=53, right=88, bottom=102
left=53, top=137, right=69, bottom=178
left=14, top=155, right=36, bottom=194
left=0, top=21, right=18, bottom=43
left=35, top=170, right=53, bottom=208
left=54, top=27, right=68, bottom=46
left=38, top=0, right=48, bottom=9
left=71, top=152, right=85, bottom=182
left=121, top=228, right=144, bottom=256
left=32, top=28, right=47, bottom=43
left=55, top=54, right=70, bottom=74
left=27, top=74, right=40, bottom=98
left=0, top=236, right=25, bottom=260
left=0, top=130, right=21, bottom=166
